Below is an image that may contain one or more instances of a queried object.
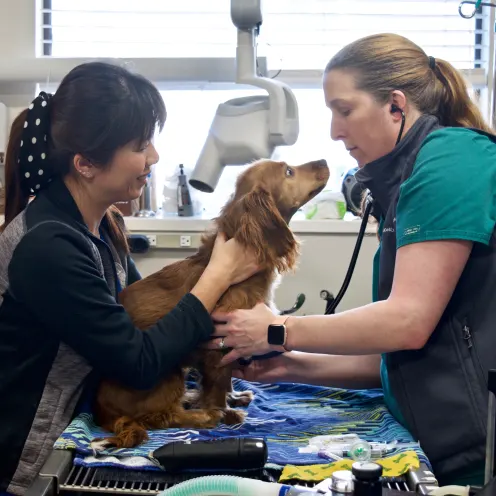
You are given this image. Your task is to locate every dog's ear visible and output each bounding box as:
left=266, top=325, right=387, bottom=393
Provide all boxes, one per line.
left=232, top=186, right=299, bottom=273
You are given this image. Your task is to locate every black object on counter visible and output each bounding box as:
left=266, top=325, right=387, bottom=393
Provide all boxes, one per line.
left=352, top=461, right=383, bottom=496
left=177, top=164, right=194, bottom=217
left=152, top=437, right=268, bottom=472
left=128, top=234, right=150, bottom=254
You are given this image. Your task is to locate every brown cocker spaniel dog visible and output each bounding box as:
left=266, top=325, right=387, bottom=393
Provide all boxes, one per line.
left=93, top=158, right=329, bottom=449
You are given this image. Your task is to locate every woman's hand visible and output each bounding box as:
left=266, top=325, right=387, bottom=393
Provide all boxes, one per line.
left=207, top=232, right=260, bottom=286
left=232, top=354, right=291, bottom=383
left=191, top=232, right=260, bottom=314
left=207, top=302, right=277, bottom=365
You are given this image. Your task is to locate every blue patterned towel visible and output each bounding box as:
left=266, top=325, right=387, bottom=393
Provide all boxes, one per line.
left=54, top=379, right=431, bottom=471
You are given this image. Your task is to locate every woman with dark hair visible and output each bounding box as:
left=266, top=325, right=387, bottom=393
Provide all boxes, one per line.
left=0, top=62, right=259, bottom=495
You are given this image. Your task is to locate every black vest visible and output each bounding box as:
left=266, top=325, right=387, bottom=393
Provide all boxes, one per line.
left=356, top=115, right=496, bottom=480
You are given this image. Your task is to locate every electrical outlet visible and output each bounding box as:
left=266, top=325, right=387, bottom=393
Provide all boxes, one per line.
left=146, top=235, right=157, bottom=247
left=180, top=235, right=191, bottom=247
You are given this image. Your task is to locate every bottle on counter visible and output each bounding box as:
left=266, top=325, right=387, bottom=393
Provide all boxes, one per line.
left=177, top=164, right=194, bottom=217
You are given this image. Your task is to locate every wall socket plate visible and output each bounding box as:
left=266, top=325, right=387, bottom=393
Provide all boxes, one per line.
left=180, top=235, right=192, bottom=247
left=146, top=235, right=157, bottom=247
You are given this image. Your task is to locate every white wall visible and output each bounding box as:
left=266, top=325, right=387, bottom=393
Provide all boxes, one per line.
left=131, top=234, right=378, bottom=315
left=6, top=107, right=24, bottom=128
left=0, top=0, right=39, bottom=186
left=126, top=218, right=379, bottom=315
left=0, top=0, right=39, bottom=107
left=135, top=239, right=378, bottom=316
left=0, top=0, right=36, bottom=59
left=0, top=0, right=38, bottom=186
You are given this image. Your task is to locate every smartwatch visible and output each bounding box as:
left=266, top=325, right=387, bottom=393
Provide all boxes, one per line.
left=267, top=316, right=291, bottom=352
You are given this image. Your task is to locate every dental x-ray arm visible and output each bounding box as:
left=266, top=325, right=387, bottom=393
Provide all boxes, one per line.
left=188, top=0, right=300, bottom=193
left=231, top=0, right=299, bottom=146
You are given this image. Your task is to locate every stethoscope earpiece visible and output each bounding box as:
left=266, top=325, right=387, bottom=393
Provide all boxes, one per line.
left=390, top=105, right=406, bottom=144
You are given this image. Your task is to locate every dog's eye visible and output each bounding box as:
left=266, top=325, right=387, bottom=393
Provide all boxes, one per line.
left=285, top=167, right=294, bottom=177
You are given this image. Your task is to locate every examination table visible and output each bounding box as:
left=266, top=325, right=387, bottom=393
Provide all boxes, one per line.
left=25, top=378, right=441, bottom=495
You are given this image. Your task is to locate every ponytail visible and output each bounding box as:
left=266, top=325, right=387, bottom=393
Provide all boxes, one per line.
left=434, top=58, right=493, bottom=133
left=1, top=109, right=30, bottom=232
left=105, top=206, right=130, bottom=254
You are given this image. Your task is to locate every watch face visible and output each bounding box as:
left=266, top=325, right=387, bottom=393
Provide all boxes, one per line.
left=268, top=324, right=286, bottom=345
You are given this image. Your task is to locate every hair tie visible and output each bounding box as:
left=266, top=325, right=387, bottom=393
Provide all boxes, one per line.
left=18, top=91, right=53, bottom=195
left=428, top=56, right=436, bottom=70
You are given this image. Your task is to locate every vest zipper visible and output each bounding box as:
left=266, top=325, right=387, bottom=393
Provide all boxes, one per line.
left=462, top=323, right=487, bottom=386
left=462, top=324, right=473, bottom=349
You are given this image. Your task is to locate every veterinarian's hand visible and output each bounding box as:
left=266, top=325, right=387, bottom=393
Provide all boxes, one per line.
left=232, top=354, right=291, bottom=383
left=208, top=302, right=276, bottom=365
left=209, top=232, right=260, bottom=286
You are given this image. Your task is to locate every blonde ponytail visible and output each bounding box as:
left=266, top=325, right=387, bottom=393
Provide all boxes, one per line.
left=434, top=58, right=493, bottom=132
left=325, top=33, right=493, bottom=133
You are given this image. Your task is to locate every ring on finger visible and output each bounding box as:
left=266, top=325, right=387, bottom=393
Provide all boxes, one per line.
left=219, top=337, right=226, bottom=350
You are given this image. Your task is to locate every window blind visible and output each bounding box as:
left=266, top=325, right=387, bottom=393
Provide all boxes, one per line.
left=41, top=0, right=486, bottom=72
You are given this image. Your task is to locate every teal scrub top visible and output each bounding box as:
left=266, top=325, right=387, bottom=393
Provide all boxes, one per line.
left=373, top=127, right=496, bottom=485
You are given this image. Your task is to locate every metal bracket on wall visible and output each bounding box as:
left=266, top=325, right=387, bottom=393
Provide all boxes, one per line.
left=459, top=0, right=495, bottom=18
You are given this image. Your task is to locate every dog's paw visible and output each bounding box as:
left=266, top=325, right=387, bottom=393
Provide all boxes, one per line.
left=205, top=412, right=224, bottom=428
left=90, top=438, right=113, bottom=453
left=90, top=431, right=148, bottom=450
left=182, top=390, right=201, bottom=409
left=227, top=390, right=254, bottom=407
left=186, top=409, right=224, bottom=429
left=221, top=408, right=247, bottom=425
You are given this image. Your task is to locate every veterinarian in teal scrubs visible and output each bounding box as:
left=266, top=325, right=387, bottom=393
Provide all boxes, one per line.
left=0, top=62, right=259, bottom=495
left=208, top=33, right=496, bottom=487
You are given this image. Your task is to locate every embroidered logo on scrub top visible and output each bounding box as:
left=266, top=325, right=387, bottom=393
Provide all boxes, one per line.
left=403, top=225, right=421, bottom=236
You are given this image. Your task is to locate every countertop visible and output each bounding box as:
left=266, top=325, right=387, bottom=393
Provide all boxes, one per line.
left=0, top=214, right=377, bottom=235
left=123, top=212, right=377, bottom=234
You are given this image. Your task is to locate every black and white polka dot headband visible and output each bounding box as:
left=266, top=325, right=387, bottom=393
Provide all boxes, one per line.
left=19, top=91, right=53, bottom=195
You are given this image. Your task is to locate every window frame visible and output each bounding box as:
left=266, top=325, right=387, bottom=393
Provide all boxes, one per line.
left=33, top=0, right=492, bottom=90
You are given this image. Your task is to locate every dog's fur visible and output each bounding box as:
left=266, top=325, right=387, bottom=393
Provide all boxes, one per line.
left=93, top=158, right=329, bottom=449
